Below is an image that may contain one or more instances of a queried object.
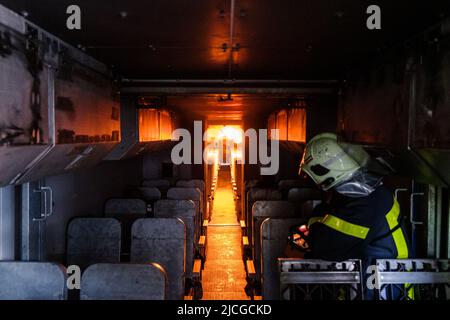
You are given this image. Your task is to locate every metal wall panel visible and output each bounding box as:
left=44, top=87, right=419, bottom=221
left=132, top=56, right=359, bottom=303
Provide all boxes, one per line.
left=0, top=9, right=51, bottom=186
left=0, top=185, right=15, bottom=260
left=17, top=143, right=117, bottom=184
left=338, top=61, right=410, bottom=147
left=414, top=38, right=450, bottom=148
left=1, top=5, right=121, bottom=186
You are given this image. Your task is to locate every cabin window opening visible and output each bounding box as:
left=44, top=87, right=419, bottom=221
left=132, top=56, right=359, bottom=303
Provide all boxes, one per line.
left=268, top=106, right=306, bottom=143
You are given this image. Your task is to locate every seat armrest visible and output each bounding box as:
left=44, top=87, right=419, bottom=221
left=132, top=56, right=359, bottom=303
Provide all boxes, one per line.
left=246, top=260, right=256, bottom=277
left=192, top=259, right=202, bottom=278
left=242, top=236, right=249, bottom=247
left=198, top=235, right=206, bottom=247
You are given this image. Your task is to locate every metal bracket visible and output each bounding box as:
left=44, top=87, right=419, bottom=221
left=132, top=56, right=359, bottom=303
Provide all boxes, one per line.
left=32, top=186, right=53, bottom=222
left=394, top=188, right=408, bottom=200
left=64, top=146, right=95, bottom=170
left=410, top=192, right=424, bottom=225
left=0, top=30, right=13, bottom=57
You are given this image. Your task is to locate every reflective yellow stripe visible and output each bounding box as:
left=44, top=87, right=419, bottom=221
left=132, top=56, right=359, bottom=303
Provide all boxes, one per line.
left=406, top=283, right=415, bottom=300
left=320, top=215, right=370, bottom=239
left=386, top=198, right=413, bottom=299
left=385, top=199, right=409, bottom=259
left=307, top=217, right=323, bottom=228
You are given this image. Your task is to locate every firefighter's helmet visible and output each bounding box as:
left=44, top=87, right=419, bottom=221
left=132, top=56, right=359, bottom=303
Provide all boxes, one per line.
left=299, top=133, right=362, bottom=191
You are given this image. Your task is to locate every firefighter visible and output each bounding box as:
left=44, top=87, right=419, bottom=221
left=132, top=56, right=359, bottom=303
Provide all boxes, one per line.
left=298, top=133, right=411, bottom=299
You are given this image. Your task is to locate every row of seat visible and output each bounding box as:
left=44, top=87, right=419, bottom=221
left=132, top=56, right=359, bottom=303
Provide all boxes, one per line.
left=67, top=216, right=194, bottom=299
left=105, top=184, right=207, bottom=257
left=105, top=179, right=208, bottom=299
left=142, top=179, right=207, bottom=239
left=0, top=179, right=208, bottom=300
left=3, top=257, right=447, bottom=300
left=239, top=180, right=323, bottom=299
left=0, top=262, right=167, bottom=300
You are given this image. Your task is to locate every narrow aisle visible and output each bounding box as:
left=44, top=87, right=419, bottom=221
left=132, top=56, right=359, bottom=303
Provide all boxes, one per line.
left=202, top=166, right=249, bottom=300
left=209, top=166, right=239, bottom=226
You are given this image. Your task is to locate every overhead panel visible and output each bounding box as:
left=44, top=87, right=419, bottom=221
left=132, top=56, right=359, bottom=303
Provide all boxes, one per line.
left=287, top=108, right=307, bottom=143
left=0, top=8, right=50, bottom=186
left=0, top=5, right=122, bottom=185
left=1, top=0, right=448, bottom=79
left=159, top=110, right=173, bottom=141
left=276, top=110, right=288, bottom=140
left=139, top=109, right=160, bottom=142
left=338, top=19, right=450, bottom=186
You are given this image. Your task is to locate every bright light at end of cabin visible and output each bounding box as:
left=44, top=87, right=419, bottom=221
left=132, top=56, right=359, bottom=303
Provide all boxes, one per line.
left=217, top=126, right=243, bottom=144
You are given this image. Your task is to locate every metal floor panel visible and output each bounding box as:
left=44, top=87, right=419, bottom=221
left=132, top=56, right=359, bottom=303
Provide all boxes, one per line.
left=202, top=167, right=248, bottom=300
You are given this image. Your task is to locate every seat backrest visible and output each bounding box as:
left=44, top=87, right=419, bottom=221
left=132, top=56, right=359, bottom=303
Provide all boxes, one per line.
left=252, top=201, right=299, bottom=279
left=176, top=180, right=205, bottom=193
left=287, top=187, right=322, bottom=204
left=80, top=263, right=167, bottom=300
left=167, top=187, right=203, bottom=228
left=131, top=218, right=186, bottom=300
left=287, top=188, right=323, bottom=218
left=260, top=217, right=303, bottom=300
left=167, top=187, right=202, bottom=205
left=137, top=187, right=162, bottom=202
left=142, top=179, right=171, bottom=197
left=142, top=179, right=171, bottom=188
left=0, top=262, right=67, bottom=300
left=104, top=198, right=147, bottom=216
left=176, top=181, right=206, bottom=217
left=104, top=199, right=148, bottom=258
left=247, top=189, right=282, bottom=213
left=246, top=188, right=282, bottom=246
left=244, top=180, right=259, bottom=192
left=154, top=200, right=197, bottom=277
left=67, top=218, right=121, bottom=270
left=278, top=180, right=308, bottom=197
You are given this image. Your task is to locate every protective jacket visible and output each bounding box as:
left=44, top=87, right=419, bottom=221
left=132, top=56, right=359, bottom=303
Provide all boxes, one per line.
left=308, top=185, right=410, bottom=263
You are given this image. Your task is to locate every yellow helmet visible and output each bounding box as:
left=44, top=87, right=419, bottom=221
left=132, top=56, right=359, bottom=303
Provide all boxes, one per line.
left=299, top=133, right=362, bottom=191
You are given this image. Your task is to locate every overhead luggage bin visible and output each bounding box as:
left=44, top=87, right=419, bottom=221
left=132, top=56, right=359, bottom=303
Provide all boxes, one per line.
left=0, top=5, right=121, bottom=186
left=0, top=8, right=50, bottom=187
left=105, top=96, right=176, bottom=161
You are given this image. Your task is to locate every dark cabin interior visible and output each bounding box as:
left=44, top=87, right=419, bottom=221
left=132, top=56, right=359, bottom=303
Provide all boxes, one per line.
left=0, top=0, right=449, bottom=303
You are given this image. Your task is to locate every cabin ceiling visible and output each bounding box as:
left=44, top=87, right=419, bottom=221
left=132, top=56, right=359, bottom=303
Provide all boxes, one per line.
left=1, top=1, right=449, bottom=122
left=1, top=0, right=449, bottom=80
left=167, top=94, right=296, bottom=121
